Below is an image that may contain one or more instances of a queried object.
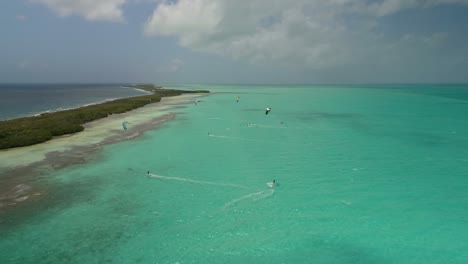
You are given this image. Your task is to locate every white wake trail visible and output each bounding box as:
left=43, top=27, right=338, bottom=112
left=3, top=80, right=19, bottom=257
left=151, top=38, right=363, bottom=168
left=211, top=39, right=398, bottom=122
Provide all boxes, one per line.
left=148, top=173, right=247, bottom=189
left=223, top=189, right=275, bottom=209
left=208, top=134, right=265, bottom=142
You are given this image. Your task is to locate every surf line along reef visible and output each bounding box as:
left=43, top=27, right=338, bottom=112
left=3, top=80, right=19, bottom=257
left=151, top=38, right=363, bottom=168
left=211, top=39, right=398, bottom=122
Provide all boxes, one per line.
left=0, top=84, right=209, bottom=150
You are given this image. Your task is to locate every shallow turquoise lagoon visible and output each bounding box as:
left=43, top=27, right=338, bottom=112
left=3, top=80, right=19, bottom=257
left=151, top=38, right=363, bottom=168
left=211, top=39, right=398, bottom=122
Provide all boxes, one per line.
left=2, top=85, right=468, bottom=263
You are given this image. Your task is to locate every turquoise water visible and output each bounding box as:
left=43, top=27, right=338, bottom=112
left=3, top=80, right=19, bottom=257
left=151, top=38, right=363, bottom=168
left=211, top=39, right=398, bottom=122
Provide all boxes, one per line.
left=2, top=84, right=468, bottom=263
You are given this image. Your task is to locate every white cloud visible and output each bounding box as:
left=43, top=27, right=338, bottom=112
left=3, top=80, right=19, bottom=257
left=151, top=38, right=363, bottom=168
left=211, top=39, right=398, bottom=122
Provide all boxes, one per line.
left=34, top=0, right=127, bottom=22
left=156, top=58, right=185, bottom=73
left=145, top=0, right=355, bottom=68
left=369, top=0, right=468, bottom=16
left=16, top=15, right=28, bottom=21
left=128, top=0, right=159, bottom=3
left=144, top=0, right=223, bottom=44
left=168, top=58, right=184, bottom=72
left=144, top=0, right=467, bottom=70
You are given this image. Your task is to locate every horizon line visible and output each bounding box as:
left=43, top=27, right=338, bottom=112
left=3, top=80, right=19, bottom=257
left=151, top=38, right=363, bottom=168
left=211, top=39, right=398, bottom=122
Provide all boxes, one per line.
left=1, top=82, right=468, bottom=86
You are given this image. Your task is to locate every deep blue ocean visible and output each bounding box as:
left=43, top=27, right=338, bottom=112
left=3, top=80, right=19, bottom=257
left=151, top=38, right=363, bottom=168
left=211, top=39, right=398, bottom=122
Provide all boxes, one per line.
left=0, top=84, right=147, bottom=121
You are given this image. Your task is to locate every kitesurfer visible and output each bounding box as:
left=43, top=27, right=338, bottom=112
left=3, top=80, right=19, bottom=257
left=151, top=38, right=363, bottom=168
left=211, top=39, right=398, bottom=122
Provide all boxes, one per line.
left=265, top=107, right=271, bottom=115
left=122, top=121, right=130, bottom=131
left=267, top=179, right=276, bottom=188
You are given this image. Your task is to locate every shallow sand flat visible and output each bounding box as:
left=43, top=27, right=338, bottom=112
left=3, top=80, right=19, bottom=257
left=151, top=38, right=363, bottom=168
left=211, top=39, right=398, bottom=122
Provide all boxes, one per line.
left=0, top=94, right=203, bottom=208
left=0, top=94, right=200, bottom=170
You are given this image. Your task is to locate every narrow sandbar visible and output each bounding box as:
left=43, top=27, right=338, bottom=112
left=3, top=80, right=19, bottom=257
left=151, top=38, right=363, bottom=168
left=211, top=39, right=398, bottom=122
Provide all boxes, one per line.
left=0, top=93, right=205, bottom=211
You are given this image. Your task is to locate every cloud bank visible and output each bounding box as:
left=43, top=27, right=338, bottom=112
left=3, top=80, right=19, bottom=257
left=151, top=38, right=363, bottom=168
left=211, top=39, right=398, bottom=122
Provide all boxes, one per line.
left=144, top=0, right=468, bottom=71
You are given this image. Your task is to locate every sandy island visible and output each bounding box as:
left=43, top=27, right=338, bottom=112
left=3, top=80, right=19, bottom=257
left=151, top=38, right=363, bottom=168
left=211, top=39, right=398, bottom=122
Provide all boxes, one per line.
left=0, top=93, right=205, bottom=212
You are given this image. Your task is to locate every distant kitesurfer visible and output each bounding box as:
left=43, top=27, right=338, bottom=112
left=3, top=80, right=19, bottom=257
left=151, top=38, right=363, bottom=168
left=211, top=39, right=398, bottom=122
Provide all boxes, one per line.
left=122, top=121, right=130, bottom=131
left=265, top=107, right=271, bottom=115
left=267, top=179, right=276, bottom=188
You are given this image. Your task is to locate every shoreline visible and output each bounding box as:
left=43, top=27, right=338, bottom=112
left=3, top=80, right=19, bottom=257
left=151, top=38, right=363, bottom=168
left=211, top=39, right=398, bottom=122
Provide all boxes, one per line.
left=0, top=86, right=150, bottom=122
left=0, top=85, right=209, bottom=150
left=0, top=93, right=207, bottom=213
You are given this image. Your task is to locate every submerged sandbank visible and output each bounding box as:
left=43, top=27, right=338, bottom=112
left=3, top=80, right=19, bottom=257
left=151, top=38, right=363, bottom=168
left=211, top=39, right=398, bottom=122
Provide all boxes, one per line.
left=0, top=93, right=205, bottom=212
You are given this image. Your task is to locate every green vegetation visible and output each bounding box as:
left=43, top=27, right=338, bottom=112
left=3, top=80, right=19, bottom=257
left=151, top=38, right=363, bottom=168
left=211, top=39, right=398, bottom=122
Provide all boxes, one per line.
left=0, top=86, right=209, bottom=150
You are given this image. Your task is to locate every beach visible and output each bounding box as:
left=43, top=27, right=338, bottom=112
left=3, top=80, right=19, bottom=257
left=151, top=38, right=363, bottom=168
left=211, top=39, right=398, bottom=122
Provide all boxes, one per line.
left=0, top=93, right=204, bottom=212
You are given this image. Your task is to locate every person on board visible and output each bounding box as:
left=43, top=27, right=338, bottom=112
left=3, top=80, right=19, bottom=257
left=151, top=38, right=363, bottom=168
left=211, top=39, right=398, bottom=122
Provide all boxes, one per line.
left=265, top=107, right=271, bottom=115
left=267, top=179, right=276, bottom=188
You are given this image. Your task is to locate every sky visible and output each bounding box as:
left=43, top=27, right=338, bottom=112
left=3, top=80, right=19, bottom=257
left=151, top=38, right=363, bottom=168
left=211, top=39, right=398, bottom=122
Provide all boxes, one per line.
left=1, top=0, right=468, bottom=84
